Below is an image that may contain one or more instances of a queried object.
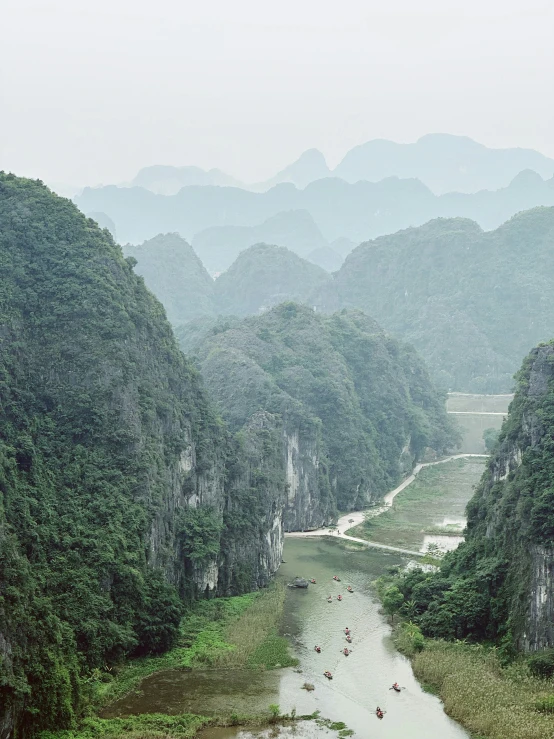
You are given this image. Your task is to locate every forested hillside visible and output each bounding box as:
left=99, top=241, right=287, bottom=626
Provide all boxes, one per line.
left=214, top=244, right=330, bottom=316
left=0, top=175, right=286, bottom=736
left=184, top=304, right=458, bottom=524
left=123, top=233, right=216, bottom=324
left=395, top=342, right=554, bottom=651
left=319, top=208, right=554, bottom=392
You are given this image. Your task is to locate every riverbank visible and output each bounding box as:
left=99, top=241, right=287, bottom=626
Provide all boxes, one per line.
left=285, top=454, right=487, bottom=557
left=44, top=584, right=301, bottom=739
left=400, top=634, right=554, bottom=739
left=91, top=584, right=296, bottom=712
left=375, top=564, right=554, bottom=738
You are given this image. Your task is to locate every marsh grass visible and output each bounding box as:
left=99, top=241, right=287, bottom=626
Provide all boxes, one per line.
left=41, top=713, right=213, bottom=739
left=93, top=584, right=296, bottom=709
left=412, top=640, right=554, bottom=739
left=42, top=709, right=322, bottom=739
left=212, top=582, right=298, bottom=669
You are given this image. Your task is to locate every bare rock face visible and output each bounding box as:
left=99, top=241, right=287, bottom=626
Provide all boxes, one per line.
left=291, top=577, right=309, bottom=588
left=283, top=425, right=334, bottom=531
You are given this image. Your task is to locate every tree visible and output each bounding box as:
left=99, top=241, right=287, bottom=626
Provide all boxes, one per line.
left=382, top=585, right=404, bottom=623
left=483, top=427, right=500, bottom=452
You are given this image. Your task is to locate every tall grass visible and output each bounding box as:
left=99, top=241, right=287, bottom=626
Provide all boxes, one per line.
left=213, top=581, right=298, bottom=669
left=412, top=640, right=554, bottom=739
left=94, top=584, right=296, bottom=709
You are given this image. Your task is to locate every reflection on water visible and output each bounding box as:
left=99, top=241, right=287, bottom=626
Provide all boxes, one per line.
left=420, top=534, right=464, bottom=553
left=106, top=538, right=469, bottom=738
left=200, top=723, right=335, bottom=739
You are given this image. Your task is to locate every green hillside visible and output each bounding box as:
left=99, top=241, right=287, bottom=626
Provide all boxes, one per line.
left=323, top=208, right=554, bottom=392
left=214, top=243, right=330, bottom=317
left=188, top=303, right=458, bottom=512
left=0, top=175, right=285, bottom=735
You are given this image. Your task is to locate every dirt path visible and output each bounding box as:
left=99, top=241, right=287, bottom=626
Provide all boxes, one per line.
left=284, top=453, right=488, bottom=557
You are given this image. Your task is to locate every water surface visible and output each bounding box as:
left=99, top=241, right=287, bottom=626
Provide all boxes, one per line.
left=106, top=538, right=469, bottom=738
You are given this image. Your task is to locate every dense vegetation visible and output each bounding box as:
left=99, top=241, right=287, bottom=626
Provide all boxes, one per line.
left=0, top=175, right=285, bottom=736
left=213, top=244, right=330, bottom=317
left=123, top=233, right=215, bottom=324
left=184, top=304, right=458, bottom=512
left=321, top=208, right=554, bottom=392
left=384, top=342, right=554, bottom=652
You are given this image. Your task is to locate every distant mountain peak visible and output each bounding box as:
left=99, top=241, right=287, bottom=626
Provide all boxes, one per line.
left=255, top=148, right=330, bottom=191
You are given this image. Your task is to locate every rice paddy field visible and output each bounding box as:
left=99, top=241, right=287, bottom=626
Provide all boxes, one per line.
left=347, top=457, right=486, bottom=552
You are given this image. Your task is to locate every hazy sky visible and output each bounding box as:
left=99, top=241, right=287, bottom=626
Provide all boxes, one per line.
left=2, top=0, right=553, bottom=187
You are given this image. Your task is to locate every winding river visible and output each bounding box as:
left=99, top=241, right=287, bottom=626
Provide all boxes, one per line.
left=106, top=537, right=469, bottom=738
left=105, top=456, right=485, bottom=737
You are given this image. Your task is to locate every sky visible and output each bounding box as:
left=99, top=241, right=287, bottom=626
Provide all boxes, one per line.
left=1, top=0, right=554, bottom=188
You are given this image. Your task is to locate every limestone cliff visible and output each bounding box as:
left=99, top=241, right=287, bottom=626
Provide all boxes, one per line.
left=0, top=175, right=284, bottom=737
left=426, top=343, right=554, bottom=650
left=185, top=304, right=457, bottom=525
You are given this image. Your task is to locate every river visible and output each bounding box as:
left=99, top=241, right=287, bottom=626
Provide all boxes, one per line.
left=105, top=537, right=469, bottom=738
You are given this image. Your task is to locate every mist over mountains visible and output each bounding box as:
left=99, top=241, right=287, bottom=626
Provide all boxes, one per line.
left=123, top=203, right=554, bottom=395
left=127, top=134, right=554, bottom=196
left=77, top=168, right=554, bottom=266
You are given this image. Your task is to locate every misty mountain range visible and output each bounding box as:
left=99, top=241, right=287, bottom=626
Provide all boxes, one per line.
left=121, top=204, right=554, bottom=395
left=79, top=166, right=554, bottom=271
left=127, top=134, right=554, bottom=196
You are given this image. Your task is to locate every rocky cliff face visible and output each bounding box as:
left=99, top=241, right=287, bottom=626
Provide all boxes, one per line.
left=282, top=422, right=333, bottom=531
left=462, top=343, right=554, bottom=650
left=185, top=304, right=456, bottom=526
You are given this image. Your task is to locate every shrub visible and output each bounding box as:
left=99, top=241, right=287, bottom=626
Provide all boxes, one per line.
left=535, top=695, right=554, bottom=714
left=528, top=650, right=554, bottom=679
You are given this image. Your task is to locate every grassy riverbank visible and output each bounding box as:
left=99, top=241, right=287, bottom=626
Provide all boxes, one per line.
left=400, top=633, right=554, bottom=739
left=91, top=582, right=297, bottom=710
left=42, top=584, right=300, bottom=739
left=376, top=570, right=554, bottom=738
left=348, top=457, right=485, bottom=551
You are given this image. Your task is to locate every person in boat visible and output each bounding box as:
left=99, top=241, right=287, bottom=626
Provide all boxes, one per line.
left=347, top=585, right=353, bottom=592
left=324, top=671, right=333, bottom=679
left=344, top=627, right=350, bottom=634
left=376, top=707, right=384, bottom=719
left=310, top=578, right=316, bottom=584
left=337, top=594, right=343, bottom=601
left=392, top=682, right=400, bottom=691
left=333, top=575, right=340, bottom=581
left=327, top=595, right=333, bottom=602
left=346, top=635, right=352, bottom=643
left=314, top=646, right=321, bottom=653
left=342, top=647, right=350, bottom=656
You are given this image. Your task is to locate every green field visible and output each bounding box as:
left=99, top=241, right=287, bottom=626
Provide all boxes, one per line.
left=347, top=457, right=486, bottom=551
